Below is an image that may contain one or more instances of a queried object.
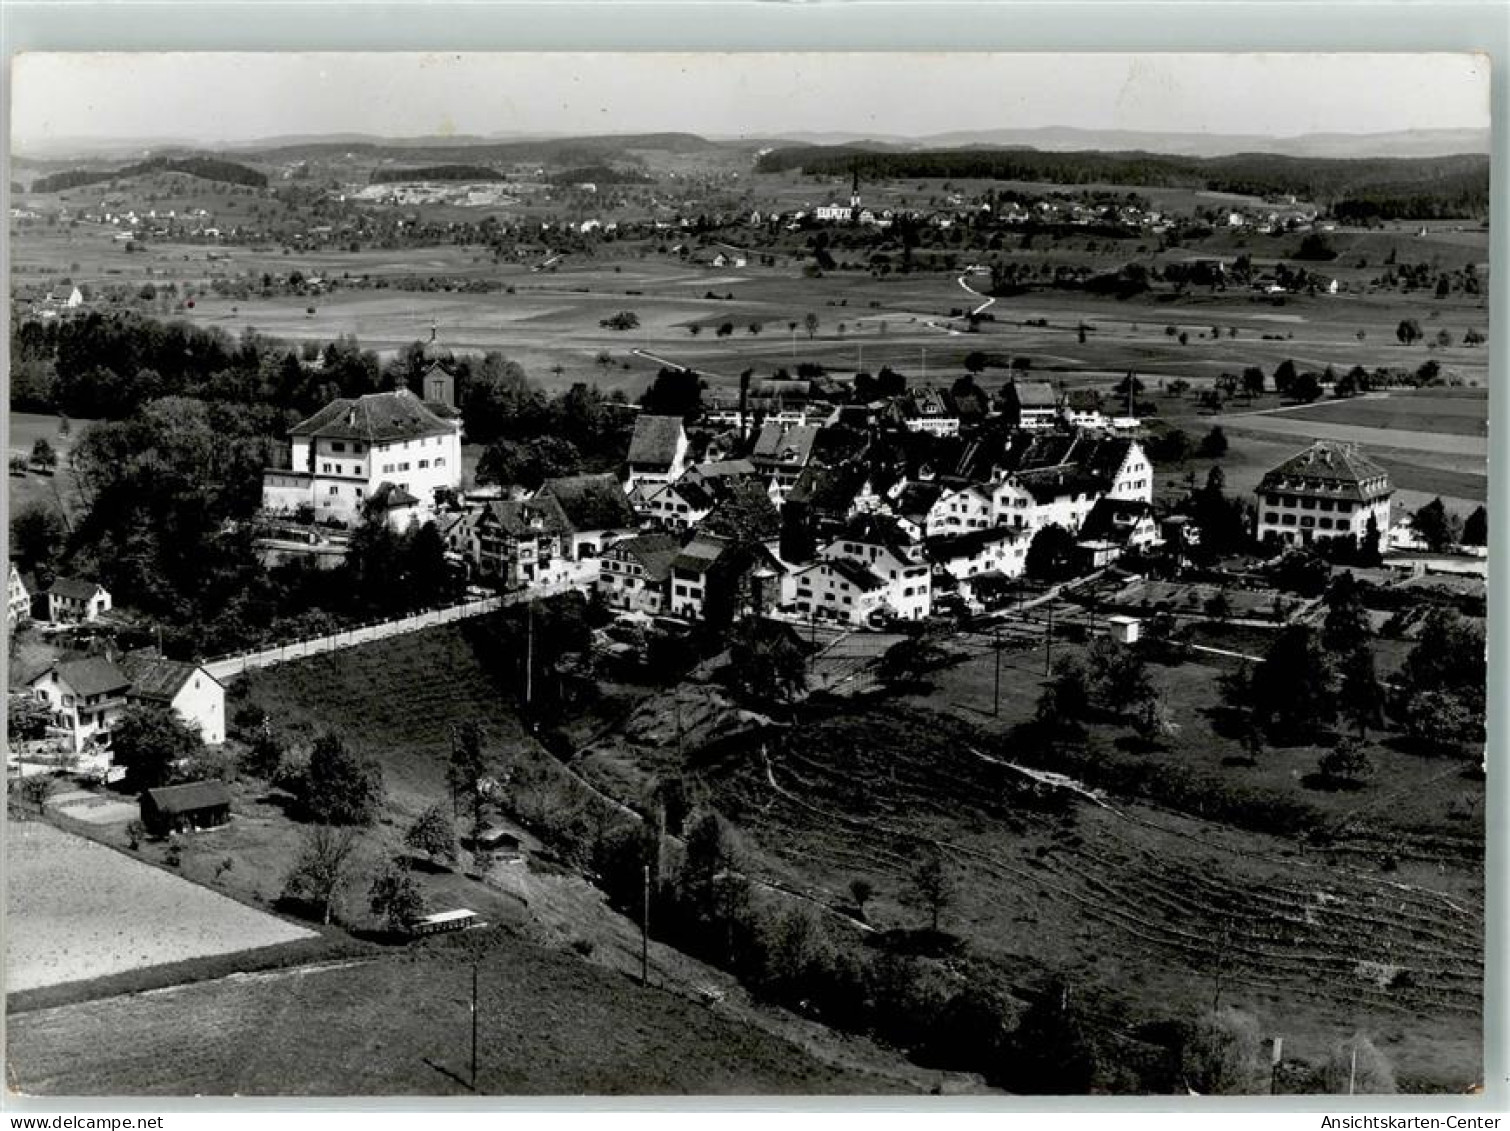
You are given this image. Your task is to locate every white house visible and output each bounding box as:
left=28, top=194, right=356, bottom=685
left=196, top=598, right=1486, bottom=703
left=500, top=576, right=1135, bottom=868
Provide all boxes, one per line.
left=791, top=558, right=888, bottom=626
left=926, top=527, right=1029, bottom=583
left=817, top=528, right=932, bottom=622
left=596, top=532, right=681, bottom=616
left=26, top=657, right=132, bottom=753
left=1256, top=441, right=1394, bottom=549
left=121, top=652, right=226, bottom=746
left=625, top=415, right=690, bottom=494
left=38, top=578, right=113, bottom=623
left=926, top=484, right=994, bottom=537
left=262, top=388, right=462, bottom=527
left=9, top=563, right=34, bottom=629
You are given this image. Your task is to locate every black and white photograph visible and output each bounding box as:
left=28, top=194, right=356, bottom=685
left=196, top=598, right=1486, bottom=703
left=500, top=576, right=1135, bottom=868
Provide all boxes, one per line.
left=3, top=50, right=1494, bottom=1100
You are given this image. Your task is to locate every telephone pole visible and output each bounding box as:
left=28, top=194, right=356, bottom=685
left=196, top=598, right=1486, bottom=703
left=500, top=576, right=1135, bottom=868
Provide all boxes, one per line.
left=641, top=864, right=651, bottom=986
left=470, top=960, right=479, bottom=1091
left=992, top=624, right=1002, bottom=717
left=1044, top=602, right=1054, bottom=676
left=524, top=600, right=534, bottom=707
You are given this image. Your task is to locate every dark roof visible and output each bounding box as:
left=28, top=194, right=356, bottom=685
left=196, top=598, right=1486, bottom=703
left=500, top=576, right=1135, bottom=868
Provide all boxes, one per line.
left=813, top=557, right=885, bottom=592
left=667, top=479, right=716, bottom=511
left=831, top=514, right=918, bottom=556
left=1064, top=389, right=1104, bottom=412
left=627, top=415, right=686, bottom=468
left=289, top=389, right=453, bottom=444
left=607, top=533, right=682, bottom=582
left=751, top=423, right=819, bottom=467
left=683, top=458, right=757, bottom=485
left=671, top=534, right=731, bottom=574
left=1002, top=380, right=1058, bottom=410
left=121, top=655, right=209, bottom=702
left=144, top=780, right=231, bottom=814
left=483, top=495, right=572, bottom=538
left=37, top=657, right=131, bottom=697
left=893, top=481, right=945, bottom=520
left=1014, top=466, right=1104, bottom=503
left=1258, top=442, right=1392, bottom=500
left=47, top=577, right=106, bottom=601
left=925, top=527, right=1023, bottom=562
left=1078, top=497, right=1155, bottom=544
left=538, top=473, right=635, bottom=531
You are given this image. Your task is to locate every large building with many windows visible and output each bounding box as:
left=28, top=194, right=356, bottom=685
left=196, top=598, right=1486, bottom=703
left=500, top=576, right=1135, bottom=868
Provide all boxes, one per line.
left=1255, top=441, right=1394, bottom=548
left=262, top=387, right=462, bottom=527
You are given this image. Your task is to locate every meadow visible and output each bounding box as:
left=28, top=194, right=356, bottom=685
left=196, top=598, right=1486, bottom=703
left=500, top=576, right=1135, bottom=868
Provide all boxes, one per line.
left=5, top=818, right=316, bottom=993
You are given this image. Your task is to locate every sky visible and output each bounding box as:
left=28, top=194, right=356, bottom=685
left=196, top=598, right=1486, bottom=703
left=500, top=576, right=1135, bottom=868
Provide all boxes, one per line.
left=9, top=52, right=1492, bottom=150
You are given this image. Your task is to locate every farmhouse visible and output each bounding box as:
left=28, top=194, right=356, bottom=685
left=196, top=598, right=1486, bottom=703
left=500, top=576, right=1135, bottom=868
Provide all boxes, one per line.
left=469, top=495, right=573, bottom=589
left=817, top=520, right=932, bottom=622
left=1255, top=441, right=1394, bottom=549
left=596, top=532, right=681, bottom=615
left=999, top=379, right=1059, bottom=431
left=751, top=422, right=821, bottom=496
left=536, top=473, right=638, bottom=562
left=625, top=415, right=689, bottom=493
left=262, top=388, right=462, bottom=527
left=140, top=780, right=232, bottom=837
left=26, top=657, right=132, bottom=753
left=927, top=526, right=1029, bottom=582
left=120, top=652, right=226, bottom=746
left=34, top=577, right=112, bottom=624
left=791, top=557, right=888, bottom=626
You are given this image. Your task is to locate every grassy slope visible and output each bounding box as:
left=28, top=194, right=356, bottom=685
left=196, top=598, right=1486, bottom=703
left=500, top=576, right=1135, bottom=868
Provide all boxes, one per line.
left=8, top=929, right=908, bottom=1096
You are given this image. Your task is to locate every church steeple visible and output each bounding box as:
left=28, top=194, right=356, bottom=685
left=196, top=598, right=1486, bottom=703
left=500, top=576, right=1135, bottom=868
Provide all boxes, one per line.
left=850, top=164, right=861, bottom=210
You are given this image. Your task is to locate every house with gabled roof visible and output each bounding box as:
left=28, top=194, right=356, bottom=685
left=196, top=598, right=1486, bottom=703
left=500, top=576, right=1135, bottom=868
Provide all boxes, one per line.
left=626, top=415, right=689, bottom=493
left=120, top=650, right=226, bottom=746
left=1076, top=498, right=1161, bottom=567
left=9, top=563, right=35, bottom=629
left=750, top=422, right=821, bottom=497
left=999, top=378, right=1059, bottom=431
left=791, top=556, right=888, bottom=626
left=596, top=532, right=682, bottom=615
left=536, top=473, right=638, bottom=562
left=470, top=494, right=574, bottom=589
left=25, top=656, right=132, bottom=752
left=818, top=517, right=932, bottom=621
left=642, top=477, right=717, bottom=531
left=36, top=577, right=112, bottom=623
left=926, top=526, right=1029, bottom=584
left=262, top=387, right=461, bottom=527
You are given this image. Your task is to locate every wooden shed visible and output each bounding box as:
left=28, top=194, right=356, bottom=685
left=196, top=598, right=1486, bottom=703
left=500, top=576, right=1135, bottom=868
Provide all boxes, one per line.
left=140, top=779, right=231, bottom=836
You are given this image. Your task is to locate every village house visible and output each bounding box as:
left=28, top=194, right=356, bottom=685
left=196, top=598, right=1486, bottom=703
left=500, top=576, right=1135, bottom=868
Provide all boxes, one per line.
left=26, top=656, right=132, bottom=753
left=1061, top=389, right=1110, bottom=431
left=897, top=388, right=962, bottom=437
left=925, top=483, right=994, bottom=537
left=1076, top=497, right=1162, bottom=567
left=817, top=520, right=932, bottom=622
left=641, top=477, right=717, bottom=531
left=469, top=495, right=574, bottom=589
left=625, top=415, right=690, bottom=493
left=999, top=379, right=1059, bottom=431
left=262, top=387, right=462, bottom=528
left=1255, top=441, right=1394, bottom=549
left=791, top=557, right=888, bottom=626
left=750, top=422, right=822, bottom=498
left=8, top=563, right=34, bottom=629
left=536, top=473, right=638, bottom=565
left=34, top=578, right=113, bottom=624
left=596, top=532, right=681, bottom=615
left=120, top=651, right=227, bottom=746
left=927, top=526, right=1029, bottom=584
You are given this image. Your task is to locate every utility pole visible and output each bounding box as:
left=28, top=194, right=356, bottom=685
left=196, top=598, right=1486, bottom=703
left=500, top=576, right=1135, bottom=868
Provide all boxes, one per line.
left=1044, top=601, right=1054, bottom=676
left=470, top=960, right=479, bottom=1091
left=641, top=864, right=651, bottom=986
left=992, top=624, right=1002, bottom=717
left=523, top=600, right=534, bottom=707
left=1270, top=1036, right=1283, bottom=1095
left=1347, top=1042, right=1358, bottom=1096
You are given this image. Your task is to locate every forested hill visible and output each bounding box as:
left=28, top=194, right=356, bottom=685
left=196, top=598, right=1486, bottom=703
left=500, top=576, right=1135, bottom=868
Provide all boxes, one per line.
left=32, top=155, right=268, bottom=193
left=756, top=146, right=1491, bottom=219
left=370, top=164, right=507, bottom=184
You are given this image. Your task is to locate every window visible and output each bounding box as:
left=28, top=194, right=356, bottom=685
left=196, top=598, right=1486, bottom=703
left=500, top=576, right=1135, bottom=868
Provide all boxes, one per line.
left=1301, top=497, right=1316, bottom=510
left=329, top=485, right=339, bottom=496
left=435, top=457, right=445, bottom=468
left=1319, top=499, right=1333, bottom=512
left=1300, top=516, right=1315, bottom=528
left=1319, top=518, right=1333, bottom=530
left=332, top=442, right=346, bottom=453
left=400, top=463, right=410, bottom=472
left=1266, top=494, right=1279, bottom=506
left=1265, top=512, right=1279, bottom=525
left=1282, top=514, right=1296, bottom=526
left=419, top=460, right=430, bottom=469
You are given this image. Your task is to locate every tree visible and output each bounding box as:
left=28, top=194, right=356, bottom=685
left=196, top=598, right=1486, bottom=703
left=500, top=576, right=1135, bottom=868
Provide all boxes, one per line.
left=18, top=774, right=55, bottom=812
left=241, top=723, right=285, bottom=781
left=599, top=311, right=640, bottom=331
left=1006, top=978, right=1098, bottom=1094
left=30, top=438, right=58, bottom=472
left=112, top=704, right=202, bottom=789
left=1410, top=497, right=1455, bottom=552
left=1400, top=688, right=1475, bottom=754
left=1241, top=367, right=1266, bottom=398
left=1337, top=646, right=1385, bottom=739
left=1250, top=626, right=1334, bottom=743
left=876, top=636, right=949, bottom=686
left=803, top=312, right=819, bottom=340
left=1399, top=608, right=1485, bottom=710
left=1291, top=371, right=1322, bottom=403
left=283, top=824, right=360, bottom=925
left=727, top=618, right=807, bottom=704
left=639, top=367, right=705, bottom=420
left=1320, top=1034, right=1396, bottom=1094
left=1198, top=426, right=1229, bottom=458
left=301, top=732, right=384, bottom=826
left=1272, top=359, right=1298, bottom=396
left=1024, top=523, right=1078, bottom=582
left=447, top=720, right=491, bottom=838
left=10, top=502, right=66, bottom=574
left=369, top=859, right=427, bottom=932
left=1318, top=737, right=1373, bottom=787
left=1131, top=690, right=1178, bottom=746
left=1085, top=636, right=1153, bottom=718
left=1461, top=505, right=1487, bottom=547
left=1180, top=1008, right=1267, bottom=1095
left=1395, top=319, right=1423, bottom=345
left=848, top=877, right=874, bottom=917
left=1320, top=572, right=1371, bottom=655
left=405, top=802, right=458, bottom=866
left=908, top=850, right=954, bottom=933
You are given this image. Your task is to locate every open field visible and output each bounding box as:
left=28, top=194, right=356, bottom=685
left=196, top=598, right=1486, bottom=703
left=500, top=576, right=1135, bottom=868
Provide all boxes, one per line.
left=7, top=929, right=909, bottom=1096
left=1257, top=392, right=1489, bottom=438
left=5, top=819, right=316, bottom=993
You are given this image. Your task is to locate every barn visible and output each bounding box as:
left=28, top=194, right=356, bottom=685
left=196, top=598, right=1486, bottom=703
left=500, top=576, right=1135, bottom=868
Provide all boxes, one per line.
left=140, top=780, right=232, bottom=837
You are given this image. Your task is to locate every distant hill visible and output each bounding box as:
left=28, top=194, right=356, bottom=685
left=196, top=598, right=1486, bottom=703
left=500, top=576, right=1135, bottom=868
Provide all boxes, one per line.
left=369, top=164, right=507, bottom=184
left=30, top=155, right=269, bottom=193
left=755, top=145, right=1491, bottom=219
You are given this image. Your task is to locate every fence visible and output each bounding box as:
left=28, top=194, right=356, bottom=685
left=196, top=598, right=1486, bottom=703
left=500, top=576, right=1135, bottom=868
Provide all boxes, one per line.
left=202, top=593, right=515, bottom=681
